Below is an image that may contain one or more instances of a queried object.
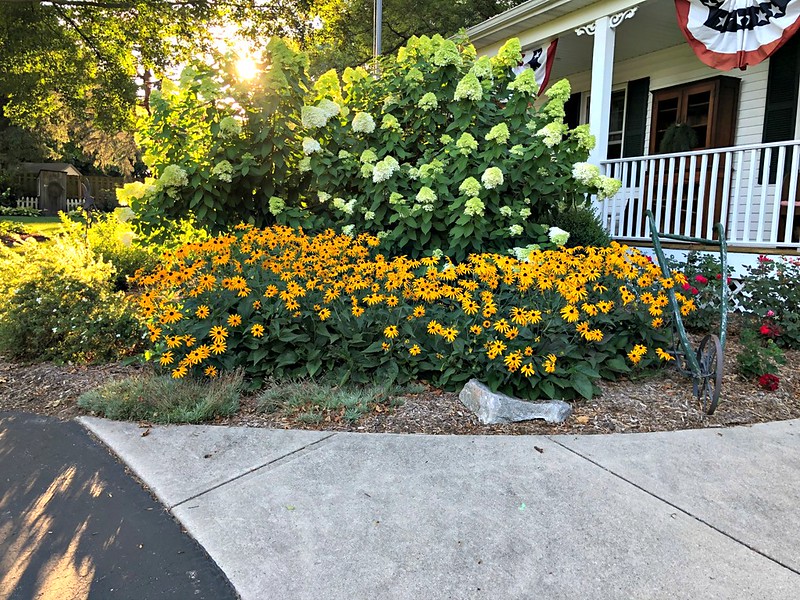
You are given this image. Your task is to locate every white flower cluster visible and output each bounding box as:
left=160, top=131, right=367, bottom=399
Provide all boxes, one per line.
left=510, top=144, right=525, bottom=157
left=372, top=156, right=400, bottom=183
left=511, top=244, right=541, bottom=262
left=302, top=137, right=322, bottom=155
left=470, top=56, right=493, bottom=80
left=418, top=92, right=438, bottom=111
left=318, top=191, right=331, bottom=203
left=548, top=226, right=570, bottom=246
left=597, top=175, right=622, bottom=199
left=419, top=159, right=445, bottom=181
left=571, top=162, right=601, bottom=185
left=318, top=99, right=341, bottom=120
left=499, top=206, right=513, bottom=217
left=381, top=114, right=401, bottom=132
left=432, top=40, right=462, bottom=67
left=211, top=160, right=233, bottom=182
left=508, top=224, right=524, bottom=236
left=519, top=207, right=531, bottom=218
left=492, top=38, right=522, bottom=69
left=159, top=165, right=188, bottom=198
left=342, top=224, right=355, bottom=236
left=299, top=157, right=312, bottom=172
left=464, top=197, right=485, bottom=217
left=389, top=192, right=405, bottom=205
left=458, top=177, right=482, bottom=197
left=360, top=163, right=374, bottom=178
left=486, top=123, right=510, bottom=144
left=536, top=122, right=564, bottom=148
left=338, top=150, right=351, bottom=159
left=360, top=149, right=378, bottom=164
left=453, top=72, right=483, bottom=102
left=481, top=167, right=504, bottom=189
left=269, top=196, right=285, bottom=215
left=352, top=112, right=376, bottom=134
left=301, top=106, right=328, bottom=129
left=507, top=68, right=538, bottom=96
left=218, top=116, right=242, bottom=138
left=333, top=197, right=357, bottom=215
left=364, top=211, right=375, bottom=220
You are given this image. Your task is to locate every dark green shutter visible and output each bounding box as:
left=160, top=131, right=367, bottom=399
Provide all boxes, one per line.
left=622, top=77, right=649, bottom=158
left=762, top=34, right=800, bottom=182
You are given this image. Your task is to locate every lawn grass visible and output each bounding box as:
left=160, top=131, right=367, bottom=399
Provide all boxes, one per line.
left=78, top=370, right=243, bottom=423
left=0, top=216, right=65, bottom=237
left=257, top=380, right=405, bottom=423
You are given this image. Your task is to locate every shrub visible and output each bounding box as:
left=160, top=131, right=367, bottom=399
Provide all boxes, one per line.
left=736, top=328, right=785, bottom=383
left=0, top=238, right=143, bottom=363
left=0, top=220, right=30, bottom=238
left=0, top=206, right=41, bottom=217
left=549, top=207, right=611, bottom=249
left=133, top=225, right=692, bottom=401
left=78, top=370, right=242, bottom=423
left=741, top=256, right=800, bottom=348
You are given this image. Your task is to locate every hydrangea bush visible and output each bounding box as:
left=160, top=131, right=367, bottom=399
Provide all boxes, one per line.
left=298, top=35, right=620, bottom=260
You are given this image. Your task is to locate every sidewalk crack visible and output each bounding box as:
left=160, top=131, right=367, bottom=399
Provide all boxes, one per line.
left=171, top=433, right=338, bottom=509
left=548, top=436, right=800, bottom=578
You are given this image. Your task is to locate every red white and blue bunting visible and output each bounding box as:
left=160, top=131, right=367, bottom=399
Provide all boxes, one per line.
left=512, top=39, right=558, bottom=91
left=675, top=0, right=800, bottom=70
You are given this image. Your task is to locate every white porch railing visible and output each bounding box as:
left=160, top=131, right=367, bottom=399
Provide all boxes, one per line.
left=599, top=140, right=800, bottom=249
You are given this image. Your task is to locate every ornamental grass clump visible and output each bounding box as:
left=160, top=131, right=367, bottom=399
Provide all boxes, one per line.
left=133, top=225, right=694, bottom=400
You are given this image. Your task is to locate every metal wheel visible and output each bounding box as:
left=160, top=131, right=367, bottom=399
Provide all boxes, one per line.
left=696, top=334, right=723, bottom=415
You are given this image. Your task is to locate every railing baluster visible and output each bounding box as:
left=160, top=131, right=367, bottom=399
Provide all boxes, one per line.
left=757, top=147, right=772, bottom=242
left=744, top=149, right=758, bottom=242
left=665, top=157, right=676, bottom=233
left=645, top=158, right=656, bottom=238
left=784, top=144, right=800, bottom=245
left=696, top=153, right=709, bottom=238
left=619, top=161, right=629, bottom=238
left=729, top=151, right=744, bottom=241
left=685, top=154, right=697, bottom=237
left=656, top=158, right=666, bottom=230
left=674, top=155, right=687, bottom=235
left=628, top=159, right=639, bottom=238
left=709, top=152, right=724, bottom=239
left=770, top=145, right=787, bottom=245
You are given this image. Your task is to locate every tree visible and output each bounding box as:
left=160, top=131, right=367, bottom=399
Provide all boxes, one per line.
left=0, top=0, right=315, bottom=173
left=304, top=0, right=524, bottom=74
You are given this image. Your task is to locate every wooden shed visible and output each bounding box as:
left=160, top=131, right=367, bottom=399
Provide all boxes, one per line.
left=20, top=162, right=83, bottom=215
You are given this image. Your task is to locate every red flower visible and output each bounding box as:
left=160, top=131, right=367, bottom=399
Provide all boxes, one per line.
left=758, top=374, right=779, bottom=391
left=691, top=287, right=699, bottom=295
left=760, top=324, right=772, bottom=336
left=682, top=282, right=691, bottom=290
left=716, top=273, right=722, bottom=280
left=694, top=275, right=708, bottom=285
left=758, top=255, right=773, bottom=264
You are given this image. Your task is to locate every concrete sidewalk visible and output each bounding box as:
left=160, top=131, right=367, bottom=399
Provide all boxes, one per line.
left=79, top=416, right=800, bottom=600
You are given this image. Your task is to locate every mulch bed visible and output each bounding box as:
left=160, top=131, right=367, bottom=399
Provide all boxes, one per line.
left=2, top=329, right=798, bottom=435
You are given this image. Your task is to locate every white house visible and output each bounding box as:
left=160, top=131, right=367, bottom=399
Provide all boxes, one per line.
left=467, top=0, right=800, bottom=270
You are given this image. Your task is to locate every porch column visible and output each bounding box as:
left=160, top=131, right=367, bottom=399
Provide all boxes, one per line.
left=577, top=8, right=638, bottom=165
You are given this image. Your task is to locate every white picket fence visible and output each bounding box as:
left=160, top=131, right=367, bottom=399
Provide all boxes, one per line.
left=15, top=196, right=83, bottom=212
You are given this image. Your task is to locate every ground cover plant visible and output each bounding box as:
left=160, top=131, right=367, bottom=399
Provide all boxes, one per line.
left=134, top=225, right=693, bottom=401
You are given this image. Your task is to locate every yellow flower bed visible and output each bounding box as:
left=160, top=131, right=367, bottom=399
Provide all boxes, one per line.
left=134, top=225, right=694, bottom=399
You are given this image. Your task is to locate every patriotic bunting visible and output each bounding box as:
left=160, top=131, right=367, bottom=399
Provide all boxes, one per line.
left=675, top=0, right=800, bottom=70
left=512, top=39, right=558, bottom=92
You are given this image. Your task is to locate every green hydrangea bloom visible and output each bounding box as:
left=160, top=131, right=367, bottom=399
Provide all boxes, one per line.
left=571, top=124, right=596, bottom=151
left=458, top=177, right=482, bottom=197
left=298, top=157, right=312, bottom=172
left=389, top=192, right=405, bottom=205
left=508, top=68, right=539, bottom=95
left=510, top=144, right=525, bottom=157
left=481, top=167, right=504, bottom=189
left=456, top=132, right=478, bottom=155
left=416, top=186, right=437, bottom=204
left=419, top=159, right=445, bottom=181
left=491, top=38, right=522, bottom=69
left=486, top=123, right=510, bottom=144
left=453, top=73, right=483, bottom=101
left=440, top=134, right=453, bottom=144
left=360, top=149, right=378, bottom=164
left=381, top=114, right=401, bottom=131
left=418, top=92, right=438, bottom=111
left=499, top=206, right=513, bottom=217
left=218, top=116, right=242, bottom=138
left=211, top=160, right=233, bottom=182
left=543, top=79, right=571, bottom=119
left=548, top=226, right=570, bottom=246
left=508, top=224, right=523, bottom=236
left=269, top=196, right=285, bottom=215
left=464, top=197, right=485, bottom=217
left=352, top=112, right=376, bottom=134
left=470, top=56, right=493, bottom=80
left=404, top=68, right=424, bottom=83
left=432, top=39, right=462, bottom=67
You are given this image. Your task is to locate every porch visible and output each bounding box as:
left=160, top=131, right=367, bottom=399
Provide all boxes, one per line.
left=599, top=139, right=800, bottom=251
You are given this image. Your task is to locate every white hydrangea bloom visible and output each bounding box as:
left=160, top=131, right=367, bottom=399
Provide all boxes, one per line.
left=333, top=197, right=347, bottom=210
left=464, top=197, right=485, bottom=217
left=351, top=112, right=376, bottom=134
left=536, top=122, right=564, bottom=148
left=360, top=163, right=374, bottom=178
left=486, top=123, right=510, bottom=144
left=572, top=162, right=601, bottom=185
left=519, top=207, right=531, bottom=218
left=211, top=160, right=233, bottom=182
left=372, top=156, right=400, bottom=183
left=508, top=224, right=524, bottom=236
left=302, top=137, right=322, bottom=155
left=317, top=99, right=341, bottom=119
left=481, top=167, right=504, bottom=189
left=301, top=106, right=328, bottom=128
left=510, top=144, right=525, bottom=157
left=333, top=198, right=357, bottom=215
left=381, top=114, right=401, bottom=131
left=407, top=167, right=420, bottom=180
left=456, top=132, right=478, bottom=155
left=418, top=92, right=438, bottom=111
left=389, top=192, right=405, bottom=205
left=299, top=157, right=312, bottom=172
left=507, top=68, right=538, bottom=95
left=512, top=244, right=541, bottom=262
left=342, top=224, right=355, bottom=236
left=596, top=175, right=622, bottom=199
left=499, top=206, right=513, bottom=217
left=338, top=150, right=351, bottom=159
left=423, top=204, right=434, bottom=212
left=453, top=72, right=483, bottom=101
left=548, top=226, right=570, bottom=246
left=377, top=231, right=389, bottom=239
left=458, top=177, right=482, bottom=197
left=470, top=56, right=493, bottom=80
left=416, top=186, right=437, bottom=204
left=218, top=116, right=242, bottom=138
left=269, top=196, right=285, bottom=215
left=364, top=211, right=375, bottom=220
left=318, top=191, right=331, bottom=203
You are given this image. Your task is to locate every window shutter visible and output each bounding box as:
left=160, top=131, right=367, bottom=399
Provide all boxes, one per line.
left=762, top=34, right=800, bottom=182
left=622, top=77, right=649, bottom=158
left=564, top=92, right=581, bottom=130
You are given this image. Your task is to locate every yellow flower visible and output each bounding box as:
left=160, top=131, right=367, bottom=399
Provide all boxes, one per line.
left=651, top=317, right=664, bottom=328
left=521, top=362, right=536, bottom=377
left=470, top=325, right=483, bottom=335
left=227, top=314, right=243, bottom=327
left=209, top=325, right=228, bottom=343
left=442, top=327, right=458, bottom=343
left=160, top=307, right=183, bottom=324
left=382, top=342, right=391, bottom=351
left=384, top=325, right=399, bottom=339
left=195, top=305, right=211, bottom=319
left=493, top=318, right=512, bottom=334
left=524, top=346, right=533, bottom=356
left=165, top=335, right=182, bottom=349
left=318, top=308, right=331, bottom=321
left=412, top=306, right=426, bottom=318
left=656, top=347, right=675, bottom=361
left=510, top=307, right=528, bottom=326
left=211, top=340, right=227, bottom=355
left=184, top=335, right=196, bottom=347
left=352, top=305, right=365, bottom=317
left=485, top=339, right=507, bottom=359
left=504, top=350, right=522, bottom=372
left=252, top=300, right=262, bottom=310
left=560, top=304, right=580, bottom=323
left=159, top=351, right=174, bottom=366
left=543, top=353, right=557, bottom=373
left=251, top=323, right=265, bottom=337
left=409, top=344, right=421, bottom=356
left=427, top=320, right=443, bottom=335
left=171, top=365, right=188, bottom=379
left=504, top=326, right=519, bottom=340
left=204, top=365, right=219, bottom=378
